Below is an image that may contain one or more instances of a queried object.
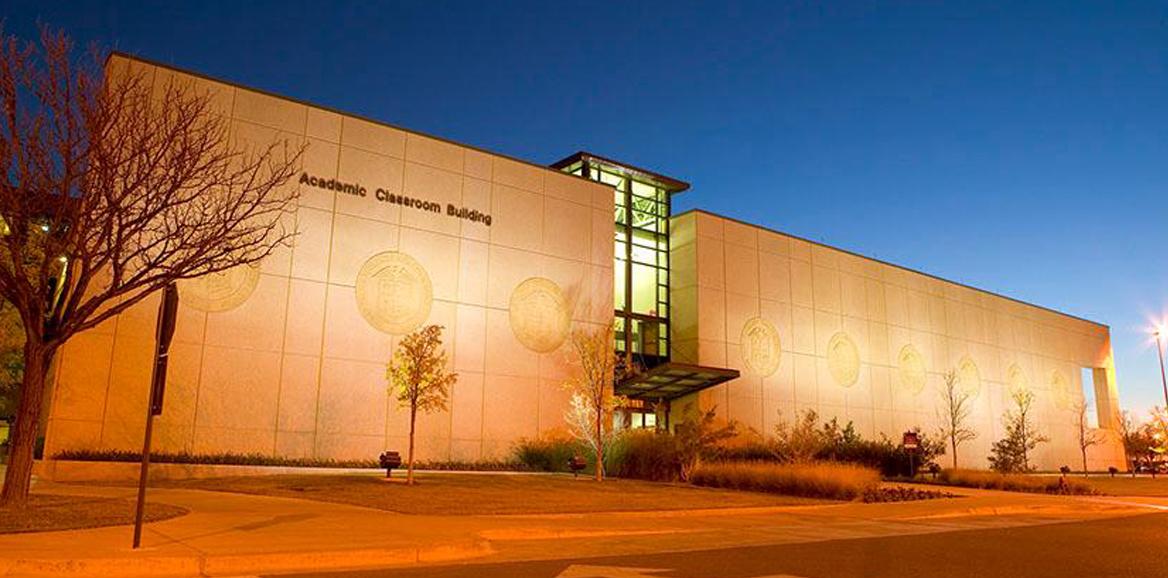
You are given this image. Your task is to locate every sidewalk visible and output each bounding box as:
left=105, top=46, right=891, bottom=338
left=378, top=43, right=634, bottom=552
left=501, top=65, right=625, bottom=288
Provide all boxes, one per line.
left=0, top=477, right=1159, bottom=578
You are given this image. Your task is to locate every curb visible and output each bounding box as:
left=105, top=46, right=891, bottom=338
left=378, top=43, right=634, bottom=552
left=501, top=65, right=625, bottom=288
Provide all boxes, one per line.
left=0, top=540, right=494, bottom=578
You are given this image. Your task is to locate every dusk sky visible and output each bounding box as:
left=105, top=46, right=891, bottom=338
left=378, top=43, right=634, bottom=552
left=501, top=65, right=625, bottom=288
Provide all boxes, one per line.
left=7, top=1, right=1166, bottom=416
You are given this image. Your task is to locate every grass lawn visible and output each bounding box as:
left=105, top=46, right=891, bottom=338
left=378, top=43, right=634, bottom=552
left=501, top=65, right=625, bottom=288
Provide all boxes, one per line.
left=0, top=494, right=188, bottom=534
left=1079, top=476, right=1168, bottom=497
left=153, top=473, right=832, bottom=515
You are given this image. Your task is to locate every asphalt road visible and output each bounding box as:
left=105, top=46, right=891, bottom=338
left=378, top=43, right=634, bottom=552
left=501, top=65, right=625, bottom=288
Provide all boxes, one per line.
left=271, top=511, right=1168, bottom=578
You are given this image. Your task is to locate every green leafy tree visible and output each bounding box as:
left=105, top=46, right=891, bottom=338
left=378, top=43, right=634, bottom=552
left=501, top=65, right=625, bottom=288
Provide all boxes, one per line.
left=386, top=325, right=457, bottom=485
left=561, top=325, right=626, bottom=481
left=989, top=389, right=1049, bottom=473
left=1117, top=410, right=1150, bottom=475
left=936, top=370, right=977, bottom=469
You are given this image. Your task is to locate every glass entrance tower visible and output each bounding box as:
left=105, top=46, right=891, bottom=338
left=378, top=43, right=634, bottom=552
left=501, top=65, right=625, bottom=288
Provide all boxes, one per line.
left=552, top=153, right=738, bottom=426
left=552, top=152, right=683, bottom=369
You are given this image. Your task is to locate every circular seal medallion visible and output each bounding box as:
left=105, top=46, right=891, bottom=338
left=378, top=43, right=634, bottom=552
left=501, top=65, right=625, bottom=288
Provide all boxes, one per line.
left=178, top=264, right=260, bottom=313
left=354, top=251, right=433, bottom=335
left=740, top=317, right=782, bottom=377
left=1051, top=370, right=1072, bottom=410
left=827, top=332, right=860, bottom=387
left=957, top=356, right=981, bottom=400
left=509, top=277, right=571, bottom=353
left=897, top=344, right=927, bottom=395
left=1005, top=363, right=1030, bottom=405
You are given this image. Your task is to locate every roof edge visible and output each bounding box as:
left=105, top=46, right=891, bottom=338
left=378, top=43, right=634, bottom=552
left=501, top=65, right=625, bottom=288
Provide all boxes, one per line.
left=675, top=208, right=1109, bottom=330
left=105, top=51, right=604, bottom=189
left=550, top=151, right=690, bottom=193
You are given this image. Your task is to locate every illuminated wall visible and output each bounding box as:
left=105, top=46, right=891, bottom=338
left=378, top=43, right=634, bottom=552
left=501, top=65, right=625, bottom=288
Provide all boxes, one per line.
left=44, top=54, right=615, bottom=462
left=670, top=210, right=1126, bottom=470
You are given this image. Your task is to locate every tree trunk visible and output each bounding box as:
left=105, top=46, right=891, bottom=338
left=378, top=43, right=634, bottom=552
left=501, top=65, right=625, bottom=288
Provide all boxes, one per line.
left=951, top=438, right=958, bottom=469
left=407, top=403, right=417, bottom=485
left=1081, top=447, right=1088, bottom=476
left=594, top=406, right=603, bottom=482
left=1, top=341, right=52, bottom=508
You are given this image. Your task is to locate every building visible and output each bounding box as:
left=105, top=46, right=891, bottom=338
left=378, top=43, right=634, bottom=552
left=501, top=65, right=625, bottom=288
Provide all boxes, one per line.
left=42, top=53, right=1125, bottom=471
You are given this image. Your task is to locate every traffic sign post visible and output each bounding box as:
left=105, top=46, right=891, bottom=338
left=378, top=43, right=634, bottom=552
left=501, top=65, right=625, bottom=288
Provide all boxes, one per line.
left=132, top=283, right=179, bottom=549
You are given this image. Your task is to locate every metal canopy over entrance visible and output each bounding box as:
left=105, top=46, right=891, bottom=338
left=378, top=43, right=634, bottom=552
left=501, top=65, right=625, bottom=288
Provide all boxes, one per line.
left=616, top=362, right=740, bottom=402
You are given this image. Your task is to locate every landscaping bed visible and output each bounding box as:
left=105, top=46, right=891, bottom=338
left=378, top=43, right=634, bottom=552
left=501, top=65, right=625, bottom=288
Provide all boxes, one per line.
left=1076, top=476, right=1168, bottom=497
left=146, top=472, right=831, bottom=515
left=906, top=469, right=1098, bottom=495
left=0, top=494, right=187, bottom=534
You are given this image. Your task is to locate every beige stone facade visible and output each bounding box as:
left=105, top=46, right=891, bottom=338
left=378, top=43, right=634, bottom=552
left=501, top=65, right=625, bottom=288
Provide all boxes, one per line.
left=43, top=54, right=614, bottom=462
left=669, top=210, right=1124, bottom=470
left=43, top=54, right=1125, bottom=471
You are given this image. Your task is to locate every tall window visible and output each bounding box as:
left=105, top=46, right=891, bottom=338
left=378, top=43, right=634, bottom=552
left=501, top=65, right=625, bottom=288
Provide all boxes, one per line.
left=1080, top=367, right=1099, bottom=429
left=561, top=159, right=671, bottom=369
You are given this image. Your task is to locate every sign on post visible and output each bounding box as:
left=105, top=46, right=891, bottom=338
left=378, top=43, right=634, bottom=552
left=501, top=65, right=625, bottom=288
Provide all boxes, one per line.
left=902, top=431, right=920, bottom=450
left=133, top=283, right=179, bottom=549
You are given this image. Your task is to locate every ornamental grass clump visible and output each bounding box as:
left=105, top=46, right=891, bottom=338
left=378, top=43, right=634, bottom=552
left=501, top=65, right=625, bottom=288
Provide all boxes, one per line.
left=937, top=469, right=1097, bottom=495
left=689, top=461, right=880, bottom=501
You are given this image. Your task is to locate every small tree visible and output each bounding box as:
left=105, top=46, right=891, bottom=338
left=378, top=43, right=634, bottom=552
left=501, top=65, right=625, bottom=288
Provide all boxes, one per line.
left=561, top=325, right=626, bottom=481
left=936, top=370, right=977, bottom=469
left=989, top=389, right=1048, bottom=473
left=675, top=407, right=736, bottom=481
left=0, top=27, right=301, bottom=506
left=772, top=409, right=826, bottom=462
left=1072, top=401, right=1103, bottom=475
left=1118, top=410, right=1147, bottom=475
left=386, top=325, right=457, bottom=485
left=1146, top=407, right=1168, bottom=476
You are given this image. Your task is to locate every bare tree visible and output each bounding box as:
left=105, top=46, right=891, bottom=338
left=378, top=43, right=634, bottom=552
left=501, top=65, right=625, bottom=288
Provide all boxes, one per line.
left=386, top=325, right=457, bottom=485
left=0, top=299, right=21, bottom=424
left=561, top=325, right=626, bottom=481
left=936, top=370, right=977, bottom=469
left=0, top=27, right=301, bottom=506
left=1073, top=401, right=1103, bottom=475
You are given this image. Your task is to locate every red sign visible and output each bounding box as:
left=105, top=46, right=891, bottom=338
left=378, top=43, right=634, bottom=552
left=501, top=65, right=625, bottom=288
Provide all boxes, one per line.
left=903, top=431, right=920, bottom=450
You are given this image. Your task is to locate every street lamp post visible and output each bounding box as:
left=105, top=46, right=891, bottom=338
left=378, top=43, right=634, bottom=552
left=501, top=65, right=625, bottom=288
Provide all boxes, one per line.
left=1156, top=330, right=1168, bottom=409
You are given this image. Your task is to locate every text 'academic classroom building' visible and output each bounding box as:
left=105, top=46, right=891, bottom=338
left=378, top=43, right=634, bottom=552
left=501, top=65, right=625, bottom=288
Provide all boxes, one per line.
left=42, top=53, right=1126, bottom=471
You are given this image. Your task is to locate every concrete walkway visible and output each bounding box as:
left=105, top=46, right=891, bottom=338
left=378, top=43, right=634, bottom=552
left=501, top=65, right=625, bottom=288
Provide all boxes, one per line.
left=0, top=477, right=1161, bottom=578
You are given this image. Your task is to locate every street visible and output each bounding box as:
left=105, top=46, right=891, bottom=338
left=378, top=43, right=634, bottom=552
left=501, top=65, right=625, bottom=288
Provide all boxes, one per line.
left=272, top=512, right=1168, bottom=578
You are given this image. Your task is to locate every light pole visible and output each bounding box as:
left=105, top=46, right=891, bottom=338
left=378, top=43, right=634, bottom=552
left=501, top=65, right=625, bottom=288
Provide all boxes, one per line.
left=1156, top=329, right=1168, bottom=409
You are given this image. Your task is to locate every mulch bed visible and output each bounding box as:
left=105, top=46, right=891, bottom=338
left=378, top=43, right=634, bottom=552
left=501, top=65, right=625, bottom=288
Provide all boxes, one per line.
left=0, top=494, right=188, bottom=534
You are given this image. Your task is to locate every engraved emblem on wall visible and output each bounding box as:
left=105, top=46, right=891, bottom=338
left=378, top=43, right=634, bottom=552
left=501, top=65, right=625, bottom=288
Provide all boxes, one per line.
left=1005, top=363, right=1030, bottom=405
left=827, top=332, right=860, bottom=387
left=509, top=277, right=571, bottom=353
left=355, top=251, right=433, bottom=335
left=178, top=264, right=260, bottom=313
left=1051, top=369, right=1072, bottom=410
left=897, top=344, right=927, bottom=395
left=740, top=317, right=781, bottom=377
left=957, top=356, right=981, bottom=400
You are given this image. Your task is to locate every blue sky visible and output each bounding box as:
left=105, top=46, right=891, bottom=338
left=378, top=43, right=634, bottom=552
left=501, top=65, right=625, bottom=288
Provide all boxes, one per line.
left=6, top=1, right=1167, bottom=416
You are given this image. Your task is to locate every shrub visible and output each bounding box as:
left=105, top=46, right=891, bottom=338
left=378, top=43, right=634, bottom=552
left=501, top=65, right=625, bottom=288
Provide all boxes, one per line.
left=935, top=469, right=1096, bottom=495
left=607, top=407, right=737, bottom=482
left=770, top=411, right=944, bottom=477
left=772, top=410, right=826, bottom=462
left=862, top=486, right=954, bottom=503
left=607, top=429, right=683, bottom=481
left=689, top=461, right=880, bottom=501
left=51, top=449, right=527, bottom=471
left=512, top=436, right=581, bottom=472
